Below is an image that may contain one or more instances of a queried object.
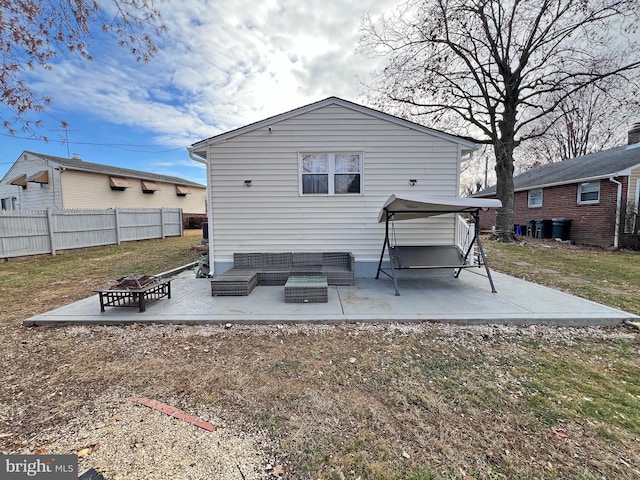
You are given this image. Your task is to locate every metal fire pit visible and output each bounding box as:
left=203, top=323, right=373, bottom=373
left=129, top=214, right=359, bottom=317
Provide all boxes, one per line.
left=94, top=274, right=172, bottom=313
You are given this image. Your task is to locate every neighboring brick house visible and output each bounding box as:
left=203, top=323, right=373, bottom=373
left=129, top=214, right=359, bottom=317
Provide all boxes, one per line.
left=473, top=124, right=640, bottom=248
left=0, top=151, right=206, bottom=218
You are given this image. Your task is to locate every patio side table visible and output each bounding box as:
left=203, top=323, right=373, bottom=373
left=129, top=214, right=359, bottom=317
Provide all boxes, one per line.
left=284, top=276, right=328, bottom=303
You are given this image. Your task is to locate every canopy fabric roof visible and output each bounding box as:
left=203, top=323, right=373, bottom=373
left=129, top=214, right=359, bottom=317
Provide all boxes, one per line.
left=378, top=194, right=502, bottom=222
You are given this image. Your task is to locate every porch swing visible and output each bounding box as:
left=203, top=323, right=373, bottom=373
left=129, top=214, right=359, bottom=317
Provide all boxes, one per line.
left=375, top=193, right=502, bottom=295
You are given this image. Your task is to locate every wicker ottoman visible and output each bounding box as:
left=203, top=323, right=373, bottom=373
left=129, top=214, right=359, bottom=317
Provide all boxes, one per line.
left=211, top=272, right=258, bottom=296
left=284, top=276, right=328, bottom=303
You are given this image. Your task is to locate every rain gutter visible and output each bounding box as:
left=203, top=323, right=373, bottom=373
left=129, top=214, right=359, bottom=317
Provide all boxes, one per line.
left=609, top=177, right=622, bottom=249
left=188, top=147, right=214, bottom=275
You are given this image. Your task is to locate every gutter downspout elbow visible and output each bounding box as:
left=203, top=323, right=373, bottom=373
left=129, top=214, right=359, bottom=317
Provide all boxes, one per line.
left=609, top=177, right=622, bottom=249
left=188, top=147, right=214, bottom=275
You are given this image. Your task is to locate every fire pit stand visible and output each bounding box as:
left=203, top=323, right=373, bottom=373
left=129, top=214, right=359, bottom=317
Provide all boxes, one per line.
left=94, top=274, right=172, bottom=312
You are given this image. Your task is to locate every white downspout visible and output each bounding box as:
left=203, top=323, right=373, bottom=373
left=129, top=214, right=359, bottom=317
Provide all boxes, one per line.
left=609, top=177, right=622, bottom=249
left=188, top=147, right=214, bottom=275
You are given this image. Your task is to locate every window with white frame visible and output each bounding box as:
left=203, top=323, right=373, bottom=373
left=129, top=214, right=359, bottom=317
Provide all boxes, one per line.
left=578, top=181, right=600, bottom=204
left=528, top=188, right=543, bottom=207
left=300, top=153, right=362, bottom=195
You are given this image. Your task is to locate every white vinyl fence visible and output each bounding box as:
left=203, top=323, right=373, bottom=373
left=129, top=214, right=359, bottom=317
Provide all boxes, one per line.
left=0, top=208, right=183, bottom=258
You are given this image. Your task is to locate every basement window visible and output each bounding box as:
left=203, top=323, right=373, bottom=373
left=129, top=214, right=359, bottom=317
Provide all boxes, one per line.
left=578, top=181, right=600, bottom=204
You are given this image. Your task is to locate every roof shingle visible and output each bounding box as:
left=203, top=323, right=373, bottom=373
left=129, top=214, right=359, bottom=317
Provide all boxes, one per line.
left=23, top=151, right=204, bottom=188
left=474, top=144, right=640, bottom=197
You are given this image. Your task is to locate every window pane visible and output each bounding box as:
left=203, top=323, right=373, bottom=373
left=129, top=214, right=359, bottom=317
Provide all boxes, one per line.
left=335, top=154, right=361, bottom=173
left=302, top=174, right=328, bottom=194
left=335, top=174, right=360, bottom=194
left=581, top=191, right=599, bottom=201
left=528, top=189, right=542, bottom=206
left=580, top=182, right=599, bottom=202
left=302, top=155, right=328, bottom=173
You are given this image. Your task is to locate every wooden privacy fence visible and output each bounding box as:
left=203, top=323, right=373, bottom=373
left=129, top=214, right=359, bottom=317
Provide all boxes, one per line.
left=0, top=207, right=183, bottom=259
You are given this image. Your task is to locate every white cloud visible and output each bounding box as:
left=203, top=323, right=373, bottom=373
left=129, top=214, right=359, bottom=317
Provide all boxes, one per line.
left=27, top=0, right=400, bottom=147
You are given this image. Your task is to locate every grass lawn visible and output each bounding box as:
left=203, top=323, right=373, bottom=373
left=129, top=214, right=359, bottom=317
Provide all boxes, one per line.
left=482, top=237, right=640, bottom=316
left=0, top=232, right=638, bottom=479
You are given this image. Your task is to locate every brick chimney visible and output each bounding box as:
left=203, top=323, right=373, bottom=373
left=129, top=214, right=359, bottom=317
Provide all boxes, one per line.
left=629, top=123, right=640, bottom=145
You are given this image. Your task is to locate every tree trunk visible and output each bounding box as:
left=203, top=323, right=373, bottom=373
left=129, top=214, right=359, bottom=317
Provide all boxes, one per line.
left=494, top=131, right=516, bottom=242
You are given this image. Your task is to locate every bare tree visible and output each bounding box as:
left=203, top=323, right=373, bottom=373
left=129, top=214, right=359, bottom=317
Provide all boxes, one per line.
left=1, top=0, right=165, bottom=137
left=522, top=80, right=640, bottom=165
left=460, top=145, right=495, bottom=195
left=359, top=0, right=640, bottom=241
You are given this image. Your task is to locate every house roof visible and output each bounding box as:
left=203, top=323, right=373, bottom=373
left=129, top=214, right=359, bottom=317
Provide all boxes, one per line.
left=474, top=143, right=640, bottom=197
left=15, top=151, right=205, bottom=188
left=190, top=96, right=478, bottom=155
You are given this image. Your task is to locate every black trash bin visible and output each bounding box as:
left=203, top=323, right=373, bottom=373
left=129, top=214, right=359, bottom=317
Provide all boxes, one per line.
left=535, top=219, right=553, bottom=238
left=202, top=221, right=208, bottom=240
left=552, top=218, right=572, bottom=240
left=526, top=220, right=536, bottom=237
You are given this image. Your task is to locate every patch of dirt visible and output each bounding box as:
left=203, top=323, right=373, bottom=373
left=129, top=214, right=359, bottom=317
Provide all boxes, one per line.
left=1, top=321, right=638, bottom=479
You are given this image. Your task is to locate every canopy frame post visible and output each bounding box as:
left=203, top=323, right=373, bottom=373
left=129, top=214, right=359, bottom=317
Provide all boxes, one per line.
left=375, top=209, right=400, bottom=295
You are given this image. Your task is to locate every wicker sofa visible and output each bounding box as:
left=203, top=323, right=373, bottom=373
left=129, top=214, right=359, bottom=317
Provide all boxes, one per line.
left=211, top=252, right=355, bottom=296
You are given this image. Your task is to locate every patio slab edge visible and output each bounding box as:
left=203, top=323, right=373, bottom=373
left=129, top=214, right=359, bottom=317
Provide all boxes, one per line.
left=23, top=313, right=632, bottom=328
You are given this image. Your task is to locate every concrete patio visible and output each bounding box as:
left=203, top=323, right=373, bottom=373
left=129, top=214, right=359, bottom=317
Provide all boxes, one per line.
left=24, top=268, right=638, bottom=327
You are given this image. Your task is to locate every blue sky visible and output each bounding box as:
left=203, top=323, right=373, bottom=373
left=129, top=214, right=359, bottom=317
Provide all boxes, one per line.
left=0, top=0, right=399, bottom=185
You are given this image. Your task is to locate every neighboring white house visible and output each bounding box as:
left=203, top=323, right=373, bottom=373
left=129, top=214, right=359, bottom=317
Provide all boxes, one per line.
left=0, top=151, right=206, bottom=215
left=189, top=97, right=477, bottom=276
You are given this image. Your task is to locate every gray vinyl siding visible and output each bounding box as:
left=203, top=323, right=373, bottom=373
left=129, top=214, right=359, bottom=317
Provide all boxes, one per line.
left=0, top=153, right=63, bottom=210
left=628, top=166, right=640, bottom=206
left=207, top=105, right=461, bottom=262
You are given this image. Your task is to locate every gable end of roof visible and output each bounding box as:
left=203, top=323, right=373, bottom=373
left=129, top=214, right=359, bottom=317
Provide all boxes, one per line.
left=191, top=97, right=478, bottom=152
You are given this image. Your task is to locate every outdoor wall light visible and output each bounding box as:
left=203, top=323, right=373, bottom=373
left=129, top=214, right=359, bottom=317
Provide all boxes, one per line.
left=409, top=179, right=417, bottom=186
left=244, top=180, right=253, bottom=187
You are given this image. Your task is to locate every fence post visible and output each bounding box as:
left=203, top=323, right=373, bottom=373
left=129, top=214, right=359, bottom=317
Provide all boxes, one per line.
left=114, top=208, right=122, bottom=245
left=160, top=208, right=166, bottom=239
left=46, top=208, right=56, bottom=256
